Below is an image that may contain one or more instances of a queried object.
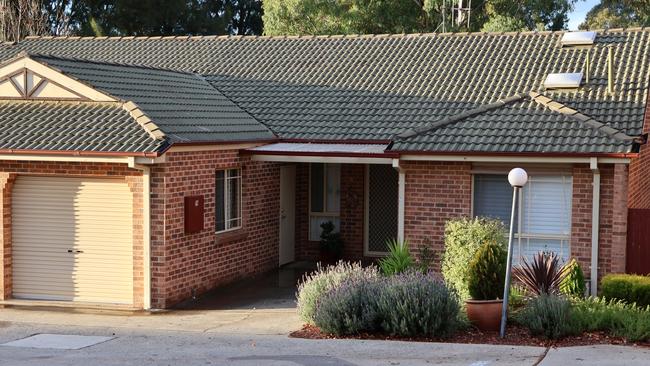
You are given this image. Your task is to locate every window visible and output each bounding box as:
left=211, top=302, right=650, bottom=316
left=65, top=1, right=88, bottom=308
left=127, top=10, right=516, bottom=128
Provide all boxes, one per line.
left=473, top=174, right=572, bottom=263
left=309, top=163, right=341, bottom=241
left=216, top=169, right=242, bottom=232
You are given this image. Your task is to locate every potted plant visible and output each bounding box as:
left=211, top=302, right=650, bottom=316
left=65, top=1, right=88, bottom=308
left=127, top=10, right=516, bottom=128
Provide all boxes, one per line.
left=465, top=240, right=507, bottom=331
left=319, top=221, right=343, bottom=264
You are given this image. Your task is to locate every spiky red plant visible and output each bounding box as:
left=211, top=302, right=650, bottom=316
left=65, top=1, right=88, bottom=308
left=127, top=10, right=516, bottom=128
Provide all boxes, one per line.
left=513, top=251, right=570, bottom=297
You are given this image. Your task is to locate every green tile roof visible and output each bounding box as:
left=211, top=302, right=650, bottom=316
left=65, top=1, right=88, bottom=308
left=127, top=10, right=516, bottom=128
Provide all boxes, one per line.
left=34, top=56, right=275, bottom=143
left=0, top=29, right=649, bottom=154
left=0, top=100, right=164, bottom=153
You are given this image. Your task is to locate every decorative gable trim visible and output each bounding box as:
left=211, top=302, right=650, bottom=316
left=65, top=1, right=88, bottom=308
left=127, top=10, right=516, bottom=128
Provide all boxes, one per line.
left=0, top=54, right=115, bottom=102
left=122, top=101, right=166, bottom=141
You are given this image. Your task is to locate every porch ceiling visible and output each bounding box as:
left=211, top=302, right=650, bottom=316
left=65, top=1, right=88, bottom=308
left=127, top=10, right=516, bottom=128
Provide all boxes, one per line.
left=246, top=142, right=395, bottom=164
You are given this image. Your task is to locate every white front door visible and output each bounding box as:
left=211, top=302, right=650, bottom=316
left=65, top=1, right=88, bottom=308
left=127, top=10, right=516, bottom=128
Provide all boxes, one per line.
left=279, top=165, right=296, bottom=266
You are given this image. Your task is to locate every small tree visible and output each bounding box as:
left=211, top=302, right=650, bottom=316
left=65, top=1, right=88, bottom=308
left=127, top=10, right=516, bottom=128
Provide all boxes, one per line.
left=0, top=0, right=49, bottom=43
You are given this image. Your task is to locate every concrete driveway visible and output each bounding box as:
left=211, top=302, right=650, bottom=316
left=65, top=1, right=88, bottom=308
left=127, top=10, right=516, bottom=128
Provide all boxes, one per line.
left=0, top=264, right=312, bottom=335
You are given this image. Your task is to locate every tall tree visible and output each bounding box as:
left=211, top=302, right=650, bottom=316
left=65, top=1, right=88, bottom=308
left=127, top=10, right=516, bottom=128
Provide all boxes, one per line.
left=0, top=0, right=49, bottom=42
left=580, top=0, right=650, bottom=30
left=263, top=0, right=577, bottom=36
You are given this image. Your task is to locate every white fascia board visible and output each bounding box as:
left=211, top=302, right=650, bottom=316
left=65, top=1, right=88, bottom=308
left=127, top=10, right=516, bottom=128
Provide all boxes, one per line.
left=399, top=154, right=630, bottom=164
left=251, top=154, right=393, bottom=165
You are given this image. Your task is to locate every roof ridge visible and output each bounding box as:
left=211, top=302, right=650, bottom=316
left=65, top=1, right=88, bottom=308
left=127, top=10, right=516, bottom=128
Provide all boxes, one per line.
left=31, top=53, right=197, bottom=75
left=528, top=91, right=644, bottom=143
left=121, top=101, right=166, bottom=141
left=20, top=27, right=650, bottom=42
left=395, top=93, right=528, bottom=139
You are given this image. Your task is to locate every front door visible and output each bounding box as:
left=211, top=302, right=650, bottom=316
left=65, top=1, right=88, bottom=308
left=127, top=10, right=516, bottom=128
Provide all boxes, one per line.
left=365, top=164, right=398, bottom=256
left=279, top=165, right=296, bottom=266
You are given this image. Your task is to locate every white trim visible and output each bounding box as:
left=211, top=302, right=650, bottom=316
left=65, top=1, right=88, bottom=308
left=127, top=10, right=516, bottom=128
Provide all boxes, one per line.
left=397, top=168, right=405, bottom=243
left=0, top=57, right=115, bottom=102
left=590, top=157, right=601, bottom=295
left=215, top=168, right=242, bottom=233
left=134, top=155, right=166, bottom=165
left=251, top=155, right=393, bottom=165
left=400, top=154, right=631, bottom=164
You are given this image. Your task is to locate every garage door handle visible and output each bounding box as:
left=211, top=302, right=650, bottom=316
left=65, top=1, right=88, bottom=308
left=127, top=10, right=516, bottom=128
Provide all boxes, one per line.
left=67, top=250, right=84, bottom=254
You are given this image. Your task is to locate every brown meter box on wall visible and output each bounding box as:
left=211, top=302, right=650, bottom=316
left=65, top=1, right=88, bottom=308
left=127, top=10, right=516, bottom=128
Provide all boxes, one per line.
left=184, top=195, right=205, bottom=234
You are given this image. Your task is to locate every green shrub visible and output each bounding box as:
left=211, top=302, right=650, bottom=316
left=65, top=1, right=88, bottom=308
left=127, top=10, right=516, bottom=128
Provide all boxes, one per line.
left=379, top=239, right=414, bottom=276
left=571, top=297, right=650, bottom=342
left=560, top=259, right=586, bottom=298
left=375, top=271, right=460, bottom=337
left=517, top=294, right=575, bottom=339
left=467, top=241, right=507, bottom=300
left=296, top=261, right=379, bottom=324
left=601, top=274, right=650, bottom=308
left=313, top=277, right=380, bottom=335
left=416, top=239, right=436, bottom=273
left=442, top=217, right=507, bottom=301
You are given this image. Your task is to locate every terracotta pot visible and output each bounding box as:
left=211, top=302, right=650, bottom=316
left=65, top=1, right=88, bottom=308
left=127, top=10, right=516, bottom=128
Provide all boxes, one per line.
left=465, top=299, right=504, bottom=332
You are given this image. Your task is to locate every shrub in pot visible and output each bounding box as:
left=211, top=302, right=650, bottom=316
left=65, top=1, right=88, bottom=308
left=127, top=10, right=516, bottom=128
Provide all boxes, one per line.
left=319, top=221, right=343, bottom=263
left=465, top=240, right=507, bottom=331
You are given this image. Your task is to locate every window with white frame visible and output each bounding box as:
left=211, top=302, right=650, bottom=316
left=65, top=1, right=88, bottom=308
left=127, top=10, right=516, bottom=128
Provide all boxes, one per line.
left=216, top=169, right=242, bottom=232
left=473, top=174, right=572, bottom=263
left=309, top=163, right=341, bottom=241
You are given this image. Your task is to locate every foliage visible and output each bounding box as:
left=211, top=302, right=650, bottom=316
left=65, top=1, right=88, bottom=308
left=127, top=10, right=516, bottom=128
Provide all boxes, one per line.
left=416, top=239, right=436, bottom=273
left=513, top=251, right=569, bottom=297
left=480, top=14, right=527, bottom=32
left=375, top=270, right=460, bottom=338
left=263, top=0, right=576, bottom=36
left=467, top=241, right=507, bottom=300
left=517, top=294, right=575, bottom=339
left=601, top=274, right=650, bottom=308
left=296, top=261, right=379, bottom=324
left=313, top=276, right=380, bottom=335
left=378, top=239, right=414, bottom=276
left=320, top=221, right=343, bottom=258
left=571, top=297, right=650, bottom=342
left=0, top=0, right=49, bottom=42
left=40, top=0, right=263, bottom=38
left=441, top=217, right=506, bottom=301
left=580, top=0, right=649, bottom=30
left=560, top=259, right=586, bottom=298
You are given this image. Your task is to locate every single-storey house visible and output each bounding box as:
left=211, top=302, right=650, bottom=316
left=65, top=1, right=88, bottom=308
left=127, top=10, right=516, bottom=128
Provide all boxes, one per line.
left=0, top=28, right=648, bottom=309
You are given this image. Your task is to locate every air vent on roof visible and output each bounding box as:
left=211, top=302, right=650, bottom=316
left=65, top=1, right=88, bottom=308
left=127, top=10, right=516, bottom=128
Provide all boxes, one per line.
left=560, top=31, right=597, bottom=47
left=544, top=73, right=583, bottom=90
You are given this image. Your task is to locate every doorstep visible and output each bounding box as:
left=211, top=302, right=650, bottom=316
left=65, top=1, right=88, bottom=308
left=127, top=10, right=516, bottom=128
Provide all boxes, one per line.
left=0, top=299, right=149, bottom=315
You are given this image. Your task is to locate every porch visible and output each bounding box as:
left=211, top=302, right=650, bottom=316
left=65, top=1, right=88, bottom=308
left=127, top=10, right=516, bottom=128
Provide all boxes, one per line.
left=247, top=143, right=404, bottom=264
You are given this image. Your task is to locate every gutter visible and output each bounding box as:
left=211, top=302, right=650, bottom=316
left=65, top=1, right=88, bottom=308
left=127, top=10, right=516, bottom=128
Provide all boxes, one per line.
left=590, top=157, right=601, bottom=296
left=0, top=148, right=159, bottom=158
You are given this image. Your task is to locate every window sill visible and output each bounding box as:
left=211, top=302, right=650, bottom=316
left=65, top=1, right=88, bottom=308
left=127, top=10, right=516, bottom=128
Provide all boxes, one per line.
left=215, top=228, right=248, bottom=245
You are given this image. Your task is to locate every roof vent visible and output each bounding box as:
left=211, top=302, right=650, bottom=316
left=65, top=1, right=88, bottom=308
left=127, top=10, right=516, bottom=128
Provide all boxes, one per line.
left=560, top=31, right=597, bottom=47
left=544, top=72, right=583, bottom=90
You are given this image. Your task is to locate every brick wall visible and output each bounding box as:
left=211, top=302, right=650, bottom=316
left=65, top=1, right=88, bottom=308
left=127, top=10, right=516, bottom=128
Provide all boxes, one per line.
left=0, top=161, right=144, bottom=307
left=149, top=149, right=281, bottom=308
left=294, top=163, right=366, bottom=261
left=628, top=89, right=650, bottom=208
left=401, top=161, right=472, bottom=270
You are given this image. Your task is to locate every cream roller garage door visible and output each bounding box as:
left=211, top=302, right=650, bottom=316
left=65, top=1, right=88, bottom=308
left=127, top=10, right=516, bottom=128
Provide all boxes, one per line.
left=12, top=176, right=134, bottom=304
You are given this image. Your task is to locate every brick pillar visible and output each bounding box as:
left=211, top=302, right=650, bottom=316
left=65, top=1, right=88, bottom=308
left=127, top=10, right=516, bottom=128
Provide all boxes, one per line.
left=0, top=173, right=14, bottom=300
left=340, top=164, right=365, bottom=259
left=610, top=163, right=628, bottom=273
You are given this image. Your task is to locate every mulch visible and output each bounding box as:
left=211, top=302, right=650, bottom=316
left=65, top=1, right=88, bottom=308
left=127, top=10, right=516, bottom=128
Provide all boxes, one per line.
left=290, top=324, right=650, bottom=348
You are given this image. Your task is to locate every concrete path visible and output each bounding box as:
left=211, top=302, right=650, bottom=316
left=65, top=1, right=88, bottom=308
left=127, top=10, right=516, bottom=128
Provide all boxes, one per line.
left=540, top=345, right=650, bottom=366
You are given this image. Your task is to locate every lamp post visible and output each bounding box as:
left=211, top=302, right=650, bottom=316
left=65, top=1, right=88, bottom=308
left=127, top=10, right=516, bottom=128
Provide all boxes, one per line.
left=500, top=167, right=528, bottom=338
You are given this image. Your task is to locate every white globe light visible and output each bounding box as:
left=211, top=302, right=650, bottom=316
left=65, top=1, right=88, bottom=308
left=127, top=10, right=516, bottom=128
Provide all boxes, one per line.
left=508, top=168, right=528, bottom=187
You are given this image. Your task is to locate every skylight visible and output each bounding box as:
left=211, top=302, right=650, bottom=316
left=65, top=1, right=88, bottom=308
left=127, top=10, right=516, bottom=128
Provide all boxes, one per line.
left=544, top=73, right=583, bottom=89
left=560, top=31, right=597, bottom=47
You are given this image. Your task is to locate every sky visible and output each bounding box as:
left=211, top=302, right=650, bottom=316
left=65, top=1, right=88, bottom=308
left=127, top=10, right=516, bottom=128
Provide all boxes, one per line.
left=567, top=0, right=601, bottom=30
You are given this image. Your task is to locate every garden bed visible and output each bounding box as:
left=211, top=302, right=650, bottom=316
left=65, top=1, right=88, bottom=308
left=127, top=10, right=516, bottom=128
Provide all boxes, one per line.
left=290, top=324, right=650, bottom=348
